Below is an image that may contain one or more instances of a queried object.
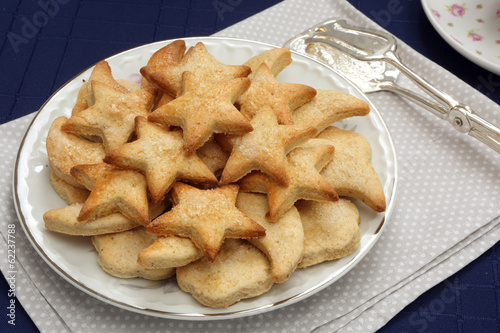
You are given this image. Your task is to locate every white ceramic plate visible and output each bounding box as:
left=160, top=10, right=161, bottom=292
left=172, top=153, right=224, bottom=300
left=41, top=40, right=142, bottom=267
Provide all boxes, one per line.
left=13, top=37, right=397, bottom=320
left=421, top=0, right=500, bottom=75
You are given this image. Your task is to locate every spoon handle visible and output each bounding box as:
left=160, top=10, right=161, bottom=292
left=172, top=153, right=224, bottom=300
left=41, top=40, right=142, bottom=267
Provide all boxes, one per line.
left=384, top=51, right=500, bottom=153
left=455, top=105, right=500, bottom=154
left=376, top=81, right=448, bottom=118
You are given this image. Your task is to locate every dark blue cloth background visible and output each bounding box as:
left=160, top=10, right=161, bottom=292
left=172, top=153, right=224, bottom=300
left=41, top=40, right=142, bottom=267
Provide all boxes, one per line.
left=1, top=1, right=499, bottom=332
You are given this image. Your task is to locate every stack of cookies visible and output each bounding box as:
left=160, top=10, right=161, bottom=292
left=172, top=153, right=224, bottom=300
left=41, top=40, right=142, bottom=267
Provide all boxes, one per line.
left=42, top=40, right=386, bottom=308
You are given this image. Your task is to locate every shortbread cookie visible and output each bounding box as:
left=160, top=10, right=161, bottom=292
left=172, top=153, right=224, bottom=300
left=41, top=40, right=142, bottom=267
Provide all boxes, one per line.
left=140, top=41, right=251, bottom=97
left=141, top=39, right=186, bottom=90
left=43, top=200, right=166, bottom=236
left=176, top=239, right=273, bottom=308
left=49, top=172, right=90, bottom=205
left=292, top=89, right=370, bottom=133
left=296, top=199, right=361, bottom=268
left=70, top=163, right=150, bottom=226
left=104, top=116, right=217, bottom=204
left=61, top=81, right=157, bottom=152
left=147, top=182, right=266, bottom=262
left=47, top=116, right=106, bottom=188
left=44, top=204, right=140, bottom=235
left=318, top=127, right=386, bottom=212
left=116, top=79, right=140, bottom=92
left=153, top=92, right=175, bottom=110
left=72, top=82, right=91, bottom=116
left=148, top=72, right=252, bottom=154
left=141, top=39, right=186, bottom=109
left=238, top=139, right=338, bottom=222
left=72, top=60, right=130, bottom=116
left=92, top=227, right=175, bottom=280
left=218, top=106, right=317, bottom=185
left=244, top=47, right=292, bottom=78
left=138, top=236, right=203, bottom=269
left=196, top=136, right=230, bottom=175
left=236, top=192, right=303, bottom=283
left=84, top=61, right=131, bottom=104
left=238, top=63, right=316, bottom=125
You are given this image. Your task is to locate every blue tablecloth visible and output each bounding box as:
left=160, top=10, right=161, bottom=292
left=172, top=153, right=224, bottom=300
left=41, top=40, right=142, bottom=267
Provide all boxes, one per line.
left=1, top=1, right=498, bottom=332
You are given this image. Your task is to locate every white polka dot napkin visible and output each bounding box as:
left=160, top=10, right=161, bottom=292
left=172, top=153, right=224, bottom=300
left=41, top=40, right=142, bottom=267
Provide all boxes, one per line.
left=1, top=1, right=499, bottom=332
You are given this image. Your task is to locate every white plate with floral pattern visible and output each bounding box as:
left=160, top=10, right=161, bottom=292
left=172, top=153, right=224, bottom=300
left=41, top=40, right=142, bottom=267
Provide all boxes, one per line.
left=421, top=0, right=500, bottom=75
left=13, top=37, right=397, bottom=320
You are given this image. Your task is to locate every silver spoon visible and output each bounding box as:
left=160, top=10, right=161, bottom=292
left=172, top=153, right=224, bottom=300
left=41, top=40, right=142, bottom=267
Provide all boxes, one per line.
left=284, top=18, right=500, bottom=154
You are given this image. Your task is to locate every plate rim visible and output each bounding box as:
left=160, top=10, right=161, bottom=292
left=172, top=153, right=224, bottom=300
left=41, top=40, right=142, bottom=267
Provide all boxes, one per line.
left=421, top=0, right=500, bottom=75
left=13, top=36, right=398, bottom=320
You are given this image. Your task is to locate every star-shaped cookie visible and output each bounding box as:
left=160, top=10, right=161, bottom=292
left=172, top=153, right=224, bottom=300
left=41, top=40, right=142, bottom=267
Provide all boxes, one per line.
left=62, top=81, right=157, bottom=152
left=147, top=182, right=266, bottom=262
left=292, top=89, right=370, bottom=133
left=70, top=163, right=150, bottom=226
left=218, top=106, right=317, bottom=185
left=238, top=139, right=339, bottom=222
left=104, top=116, right=218, bottom=204
left=148, top=72, right=253, bottom=154
left=72, top=60, right=130, bottom=116
left=140, top=41, right=251, bottom=97
left=140, top=40, right=186, bottom=111
left=196, top=137, right=230, bottom=175
left=237, top=63, right=317, bottom=124
left=141, top=39, right=187, bottom=89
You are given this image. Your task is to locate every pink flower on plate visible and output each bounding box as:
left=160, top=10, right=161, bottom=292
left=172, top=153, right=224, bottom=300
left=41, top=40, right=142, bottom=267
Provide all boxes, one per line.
left=497, top=9, right=500, bottom=17
left=447, top=3, right=467, bottom=17
left=432, top=9, right=441, bottom=18
left=468, top=30, right=483, bottom=42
